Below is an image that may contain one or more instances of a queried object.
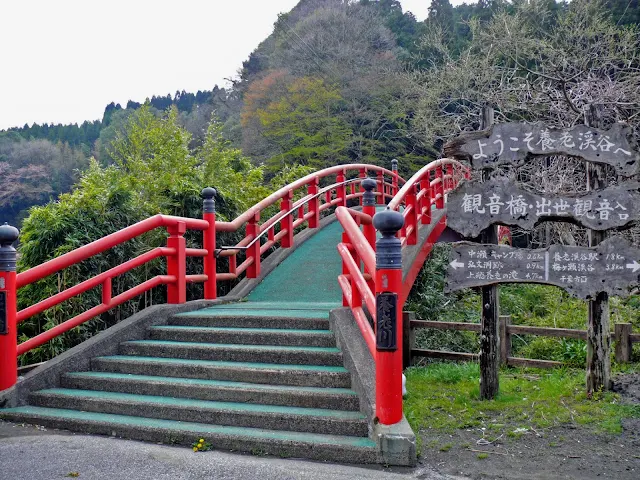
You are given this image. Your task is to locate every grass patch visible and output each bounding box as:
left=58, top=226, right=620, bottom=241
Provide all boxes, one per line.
left=404, top=362, right=640, bottom=439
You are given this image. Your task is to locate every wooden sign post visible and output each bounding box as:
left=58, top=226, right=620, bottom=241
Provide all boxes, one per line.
left=479, top=106, right=500, bottom=400
left=444, top=106, right=639, bottom=396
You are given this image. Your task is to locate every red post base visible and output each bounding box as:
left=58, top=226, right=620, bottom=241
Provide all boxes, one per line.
left=0, top=270, right=17, bottom=391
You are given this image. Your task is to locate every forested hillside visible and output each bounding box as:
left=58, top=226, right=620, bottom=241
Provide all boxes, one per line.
left=2, top=0, right=640, bottom=229
left=5, top=0, right=640, bottom=363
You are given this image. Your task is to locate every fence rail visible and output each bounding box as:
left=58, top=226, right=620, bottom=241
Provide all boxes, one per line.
left=403, top=312, right=639, bottom=369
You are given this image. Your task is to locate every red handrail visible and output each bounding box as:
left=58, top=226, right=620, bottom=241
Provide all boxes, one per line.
left=336, top=158, right=470, bottom=426
left=7, top=164, right=404, bottom=365
left=17, top=215, right=208, bottom=288
left=208, top=164, right=405, bottom=288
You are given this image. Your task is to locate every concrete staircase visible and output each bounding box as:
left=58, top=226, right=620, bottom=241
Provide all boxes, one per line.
left=0, top=310, right=377, bottom=463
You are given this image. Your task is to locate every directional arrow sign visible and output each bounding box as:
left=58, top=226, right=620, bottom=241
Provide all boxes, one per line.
left=626, top=260, right=640, bottom=273
left=445, top=236, right=640, bottom=300
left=449, top=259, right=465, bottom=270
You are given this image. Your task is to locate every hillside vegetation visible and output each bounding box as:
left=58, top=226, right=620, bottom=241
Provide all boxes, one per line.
left=4, top=0, right=640, bottom=363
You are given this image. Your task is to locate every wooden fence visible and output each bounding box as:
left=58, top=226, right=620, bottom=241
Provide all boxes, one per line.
left=402, top=312, right=640, bottom=369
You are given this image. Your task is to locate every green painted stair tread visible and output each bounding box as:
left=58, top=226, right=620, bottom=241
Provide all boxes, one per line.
left=149, top=326, right=334, bottom=336
left=177, top=308, right=331, bottom=319
left=122, top=340, right=340, bottom=353
left=247, top=219, right=344, bottom=304
left=33, top=389, right=366, bottom=420
left=181, top=301, right=340, bottom=311
left=63, top=371, right=357, bottom=395
left=94, top=356, right=349, bottom=372
left=0, top=406, right=376, bottom=449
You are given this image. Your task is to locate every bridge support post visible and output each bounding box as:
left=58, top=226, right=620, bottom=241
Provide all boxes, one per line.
left=308, top=178, right=320, bottom=228
left=336, top=170, right=347, bottom=207
left=0, top=223, right=19, bottom=391
left=391, top=159, right=399, bottom=197
left=247, top=212, right=261, bottom=278
left=358, top=168, right=367, bottom=206
left=362, top=178, right=377, bottom=293
left=445, top=164, right=454, bottom=193
left=405, top=186, right=418, bottom=246
left=420, top=176, right=431, bottom=225
left=280, top=190, right=294, bottom=248
left=167, top=221, right=187, bottom=304
left=377, top=170, right=385, bottom=204
left=435, top=165, right=444, bottom=209
left=373, top=209, right=404, bottom=426
left=202, top=188, right=217, bottom=300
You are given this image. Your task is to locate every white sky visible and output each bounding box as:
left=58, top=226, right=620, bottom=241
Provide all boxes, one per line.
left=0, top=0, right=468, bottom=130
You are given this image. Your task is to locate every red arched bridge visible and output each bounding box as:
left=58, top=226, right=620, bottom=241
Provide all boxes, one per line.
left=0, top=159, right=469, bottom=465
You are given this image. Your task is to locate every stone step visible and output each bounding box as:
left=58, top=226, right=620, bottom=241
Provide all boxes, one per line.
left=61, top=372, right=360, bottom=410
left=91, top=356, right=352, bottom=388
left=0, top=407, right=377, bottom=464
left=148, top=326, right=336, bottom=347
left=168, top=315, right=330, bottom=330
left=118, top=340, right=343, bottom=366
left=30, top=389, right=368, bottom=437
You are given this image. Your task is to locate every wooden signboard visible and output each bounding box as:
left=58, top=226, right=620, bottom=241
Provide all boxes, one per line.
left=376, top=292, right=398, bottom=351
left=447, top=178, right=640, bottom=237
left=444, top=122, right=640, bottom=176
left=445, top=236, right=640, bottom=300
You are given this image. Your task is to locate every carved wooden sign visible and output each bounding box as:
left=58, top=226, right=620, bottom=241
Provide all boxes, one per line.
left=0, top=291, right=6, bottom=335
left=376, top=292, right=397, bottom=351
left=447, top=178, right=640, bottom=237
left=444, top=122, right=640, bottom=176
left=445, top=236, right=640, bottom=300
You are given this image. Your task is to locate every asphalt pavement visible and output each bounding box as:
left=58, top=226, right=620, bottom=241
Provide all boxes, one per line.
left=0, top=421, right=463, bottom=480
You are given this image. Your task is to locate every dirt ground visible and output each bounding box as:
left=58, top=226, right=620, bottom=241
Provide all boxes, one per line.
left=420, top=374, right=640, bottom=480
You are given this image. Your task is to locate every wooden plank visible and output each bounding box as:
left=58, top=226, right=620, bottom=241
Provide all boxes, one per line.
left=507, top=357, right=563, bottom=369
left=443, top=121, right=639, bottom=176
left=500, top=315, right=511, bottom=365
left=585, top=104, right=612, bottom=395
left=507, top=325, right=587, bottom=340
left=403, top=311, right=415, bottom=369
left=411, top=349, right=479, bottom=361
left=631, top=333, right=640, bottom=343
left=447, top=178, right=640, bottom=237
left=410, top=320, right=481, bottom=332
left=478, top=106, right=500, bottom=401
left=445, top=237, right=640, bottom=300
left=614, top=323, right=632, bottom=363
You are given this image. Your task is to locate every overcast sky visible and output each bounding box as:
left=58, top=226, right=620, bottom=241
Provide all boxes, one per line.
left=0, top=0, right=467, bottom=130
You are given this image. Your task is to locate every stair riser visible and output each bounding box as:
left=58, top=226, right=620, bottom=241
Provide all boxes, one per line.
left=60, top=376, right=360, bottom=411
left=0, top=412, right=377, bottom=464
left=118, top=344, right=343, bottom=366
left=91, top=359, right=352, bottom=388
left=169, top=316, right=330, bottom=330
left=148, top=329, right=336, bottom=347
left=29, top=394, right=368, bottom=437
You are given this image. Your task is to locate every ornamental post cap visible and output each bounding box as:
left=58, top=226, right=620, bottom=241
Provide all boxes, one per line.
left=373, top=209, right=404, bottom=235
left=391, top=159, right=398, bottom=169
left=0, top=223, right=19, bottom=245
left=361, top=178, right=377, bottom=192
left=201, top=187, right=217, bottom=199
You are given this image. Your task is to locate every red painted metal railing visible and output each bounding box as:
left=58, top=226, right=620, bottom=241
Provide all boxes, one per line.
left=0, top=163, right=404, bottom=391
left=336, top=158, right=469, bottom=426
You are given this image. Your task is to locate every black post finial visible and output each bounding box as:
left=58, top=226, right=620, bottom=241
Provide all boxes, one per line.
left=391, top=159, right=398, bottom=172
left=201, top=187, right=217, bottom=214
left=0, top=223, right=19, bottom=272
left=361, top=178, right=377, bottom=207
left=373, top=210, right=404, bottom=270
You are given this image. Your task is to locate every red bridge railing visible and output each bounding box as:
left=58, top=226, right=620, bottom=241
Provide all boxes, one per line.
left=0, top=163, right=403, bottom=391
left=337, top=158, right=469, bottom=426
